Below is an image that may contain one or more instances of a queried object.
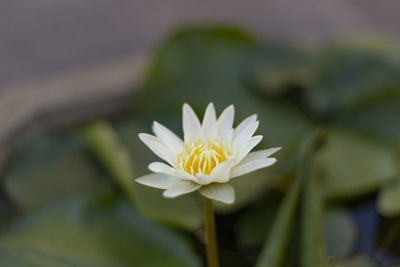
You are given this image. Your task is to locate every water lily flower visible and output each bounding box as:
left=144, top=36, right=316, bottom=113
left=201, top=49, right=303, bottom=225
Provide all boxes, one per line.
left=136, top=103, right=281, bottom=204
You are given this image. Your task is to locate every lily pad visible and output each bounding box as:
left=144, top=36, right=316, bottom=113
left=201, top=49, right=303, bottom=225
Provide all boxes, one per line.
left=3, top=133, right=112, bottom=210
left=316, top=129, right=398, bottom=199
left=338, top=98, right=400, bottom=145
left=0, top=195, right=201, bottom=267
left=304, top=45, right=400, bottom=117
left=323, top=208, right=357, bottom=259
left=248, top=43, right=314, bottom=97
left=136, top=27, right=257, bottom=115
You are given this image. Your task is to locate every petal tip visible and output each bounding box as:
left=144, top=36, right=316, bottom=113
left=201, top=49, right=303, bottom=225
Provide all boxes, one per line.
left=268, top=158, right=278, bottom=165
left=183, top=103, right=192, bottom=111
left=135, top=176, right=146, bottom=185
left=138, top=133, right=147, bottom=141
left=147, top=162, right=156, bottom=171
left=138, top=133, right=155, bottom=143
left=224, top=198, right=235, bottom=205
left=151, top=121, right=158, bottom=132
left=162, top=190, right=175, bottom=198
left=205, top=102, right=216, bottom=112
left=254, top=135, right=263, bottom=142
left=268, top=146, right=282, bottom=156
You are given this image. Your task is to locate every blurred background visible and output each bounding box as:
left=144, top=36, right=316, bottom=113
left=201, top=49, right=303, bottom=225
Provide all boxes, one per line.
left=1, top=1, right=400, bottom=266
left=2, top=0, right=400, bottom=85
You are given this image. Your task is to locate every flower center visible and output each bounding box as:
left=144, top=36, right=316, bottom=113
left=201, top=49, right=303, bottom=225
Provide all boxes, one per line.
left=177, top=139, right=232, bottom=176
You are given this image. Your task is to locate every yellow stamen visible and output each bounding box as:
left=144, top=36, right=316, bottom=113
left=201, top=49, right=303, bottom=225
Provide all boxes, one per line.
left=177, top=139, right=232, bottom=175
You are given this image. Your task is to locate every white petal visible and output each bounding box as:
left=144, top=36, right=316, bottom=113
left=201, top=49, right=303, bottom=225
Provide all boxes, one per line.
left=201, top=103, right=217, bottom=140
left=233, top=114, right=257, bottom=134
left=232, top=158, right=277, bottom=178
left=163, top=180, right=201, bottom=198
left=208, top=159, right=235, bottom=183
left=152, top=121, right=183, bottom=155
left=149, top=162, right=178, bottom=175
left=239, top=147, right=282, bottom=164
left=194, top=174, right=213, bottom=185
left=138, top=133, right=177, bottom=166
left=183, top=103, right=202, bottom=142
left=232, top=114, right=258, bottom=148
left=234, top=135, right=263, bottom=164
left=148, top=162, right=194, bottom=180
left=138, top=133, right=177, bottom=167
left=135, top=173, right=181, bottom=189
left=199, top=183, right=235, bottom=204
left=217, top=105, right=234, bottom=145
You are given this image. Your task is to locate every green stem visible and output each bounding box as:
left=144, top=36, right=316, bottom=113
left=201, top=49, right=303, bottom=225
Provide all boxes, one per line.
left=203, top=197, right=219, bottom=267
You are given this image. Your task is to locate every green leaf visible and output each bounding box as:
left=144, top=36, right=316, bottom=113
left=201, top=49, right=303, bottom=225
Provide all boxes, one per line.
left=85, top=121, right=140, bottom=206
left=254, top=174, right=301, bottom=267
left=255, top=131, right=325, bottom=267
left=300, top=137, right=327, bottom=267
left=378, top=174, right=400, bottom=217
left=237, top=204, right=356, bottom=261
left=91, top=119, right=203, bottom=231
left=316, top=129, right=398, bottom=199
left=323, top=208, right=356, bottom=259
left=0, top=195, right=201, bottom=267
left=3, top=133, right=112, bottom=210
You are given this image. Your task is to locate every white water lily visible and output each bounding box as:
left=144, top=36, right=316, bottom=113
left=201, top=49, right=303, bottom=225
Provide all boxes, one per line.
left=135, top=103, right=281, bottom=204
